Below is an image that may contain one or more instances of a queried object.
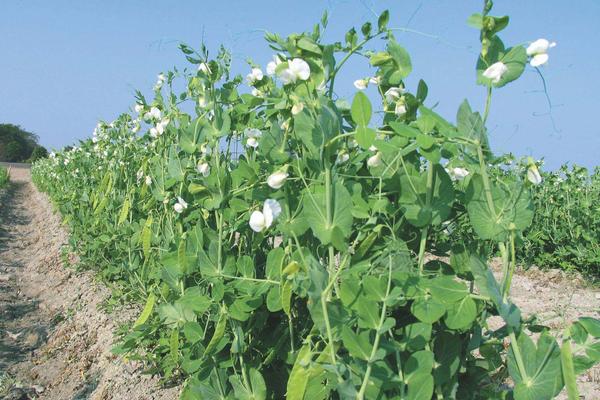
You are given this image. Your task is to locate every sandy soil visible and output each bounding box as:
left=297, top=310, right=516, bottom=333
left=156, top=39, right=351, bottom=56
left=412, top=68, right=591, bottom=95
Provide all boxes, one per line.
left=0, top=167, right=180, bottom=400
left=0, top=166, right=598, bottom=399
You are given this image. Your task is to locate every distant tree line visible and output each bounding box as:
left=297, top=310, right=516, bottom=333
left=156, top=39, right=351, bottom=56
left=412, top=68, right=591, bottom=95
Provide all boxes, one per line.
left=0, top=123, right=48, bottom=162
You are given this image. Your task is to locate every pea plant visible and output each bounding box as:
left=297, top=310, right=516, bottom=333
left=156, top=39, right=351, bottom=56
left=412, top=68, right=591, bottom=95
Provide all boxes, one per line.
left=522, top=164, right=600, bottom=278
left=0, top=166, right=9, bottom=188
left=32, top=1, right=599, bottom=399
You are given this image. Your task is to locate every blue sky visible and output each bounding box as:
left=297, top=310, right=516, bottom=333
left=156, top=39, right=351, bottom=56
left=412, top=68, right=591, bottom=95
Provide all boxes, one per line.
left=1, top=1, right=599, bottom=170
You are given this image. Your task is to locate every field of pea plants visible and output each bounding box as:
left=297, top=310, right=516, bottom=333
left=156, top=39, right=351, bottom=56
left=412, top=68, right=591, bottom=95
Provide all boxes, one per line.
left=1, top=1, right=599, bottom=399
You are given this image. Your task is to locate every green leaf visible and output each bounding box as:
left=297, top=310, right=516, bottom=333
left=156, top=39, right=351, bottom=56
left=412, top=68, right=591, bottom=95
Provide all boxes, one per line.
left=341, top=326, right=371, bottom=361
left=411, top=297, right=446, bottom=324
left=579, top=317, right=600, bottom=337
left=356, top=299, right=380, bottom=329
left=387, top=39, right=412, bottom=79
left=467, top=13, right=483, bottom=29
left=470, top=255, right=521, bottom=327
left=428, top=276, right=468, bottom=304
left=477, top=44, right=527, bottom=88
left=405, top=350, right=434, bottom=378
left=351, top=91, right=372, bottom=126
left=433, top=332, right=461, bottom=384
left=466, top=174, right=534, bottom=241
left=400, top=322, right=432, bottom=352
left=297, top=37, right=322, bottom=55
left=457, top=99, right=488, bottom=147
left=509, top=331, right=564, bottom=400
left=406, top=373, right=433, bottom=400
left=377, top=10, right=389, bottom=32
left=303, top=181, right=353, bottom=248
left=355, top=126, right=376, bottom=150
left=167, top=145, right=185, bottom=181
left=444, top=296, right=477, bottom=330
left=399, top=164, right=454, bottom=227
left=183, top=321, right=204, bottom=343
left=249, top=368, right=267, bottom=400
left=561, top=334, right=580, bottom=400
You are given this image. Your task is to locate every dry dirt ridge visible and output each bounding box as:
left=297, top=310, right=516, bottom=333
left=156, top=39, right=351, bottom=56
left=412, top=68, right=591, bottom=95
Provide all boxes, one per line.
left=0, top=166, right=598, bottom=399
left=0, top=166, right=180, bottom=400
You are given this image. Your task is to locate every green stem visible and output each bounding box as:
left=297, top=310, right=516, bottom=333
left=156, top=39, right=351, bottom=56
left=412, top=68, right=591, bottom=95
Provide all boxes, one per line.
left=476, top=144, right=496, bottom=218
left=508, top=327, right=529, bottom=382
left=417, top=162, right=434, bottom=274
left=356, top=255, right=392, bottom=400
left=482, top=86, right=492, bottom=125
left=503, top=231, right=517, bottom=301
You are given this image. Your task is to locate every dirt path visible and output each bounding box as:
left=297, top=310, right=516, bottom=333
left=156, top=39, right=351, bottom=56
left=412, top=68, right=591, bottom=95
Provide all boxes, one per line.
left=0, top=167, right=179, bottom=400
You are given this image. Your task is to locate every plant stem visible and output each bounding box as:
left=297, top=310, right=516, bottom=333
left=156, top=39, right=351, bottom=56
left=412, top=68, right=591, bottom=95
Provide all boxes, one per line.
left=356, top=255, right=392, bottom=400
left=508, top=327, right=529, bottom=382
left=417, top=162, right=434, bottom=274
left=482, top=86, right=493, bottom=125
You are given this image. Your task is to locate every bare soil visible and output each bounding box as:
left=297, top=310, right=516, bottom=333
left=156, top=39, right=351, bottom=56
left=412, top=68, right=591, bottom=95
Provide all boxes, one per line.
left=0, top=167, right=180, bottom=400
left=0, top=166, right=598, bottom=399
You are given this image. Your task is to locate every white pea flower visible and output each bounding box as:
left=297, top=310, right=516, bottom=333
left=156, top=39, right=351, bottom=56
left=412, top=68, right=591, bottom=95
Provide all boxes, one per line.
left=448, top=167, right=469, bottom=181
left=395, top=99, right=407, bottom=116
left=527, top=164, right=542, bottom=185
left=245, top=128, right=262, bottom=148
left=154, top=73, right=166, bottom=90
left=134, top=103, right=144, bottom=113
left=289, top=59, right=310, bottom=80
left=266, top=55, right=283, bottom=75
left=367, top=152, right=383, bottom=168
left=200, top=143, right=212, bottom=156
left=132, top=121, right=140, bottom=133
left=369, top=76, right=381, bottom=86
left=267, top=170, right=288, bottom=189
left=336, top=151, right=350, bottom=164
left=249, top=199, right=282, bottom=232
left=279, top=58, right=310, bottom=85
left=145, top=107, right=161, bottom=121
left=198, top=62, right=211, bottom=74
left=384, top=86, right=404, bottom=103
left=354, top=79, right=368, bottom=90
left=156, top=118, right=170, bottom=135
left=145, top=175, right=152, bottom=186
left=198, top=96, right=208, bottom=108
left=369, top=145, right=377, bottom=152
left=150, top=127, right=159, bottom=138
left=316, top=80, right=327, bottom=93
left=482, top=62, right=508, bottom=84
left=280, top=119, right=290, bottom=131
left=251, top=88, right=262, bottom=97
left=526, top=38, right=556, bottom=67
left=291, top=103, right=304, bottom=115
left=174, top=196, right=188, bottom=214
left=246, top=68, right=264, bottom=85
left=92, top=136, right=99, bottom=143
left=136, top=170, right=144, bottom=182
left=197, top=161, right=210, bottom=177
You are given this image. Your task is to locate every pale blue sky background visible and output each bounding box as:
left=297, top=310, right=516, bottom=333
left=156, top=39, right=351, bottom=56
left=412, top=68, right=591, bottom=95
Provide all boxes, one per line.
left=1, top=1, right=598, bottom=170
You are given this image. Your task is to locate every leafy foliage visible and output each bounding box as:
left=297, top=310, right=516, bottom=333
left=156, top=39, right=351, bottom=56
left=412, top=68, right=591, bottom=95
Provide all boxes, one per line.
left=0, top=123, right=47, bottom=163
left=0, top=166, right=8, bottom=188
left=522, top=164, right=600, bottom=278
left=31, top=2, right=598, bottom=399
